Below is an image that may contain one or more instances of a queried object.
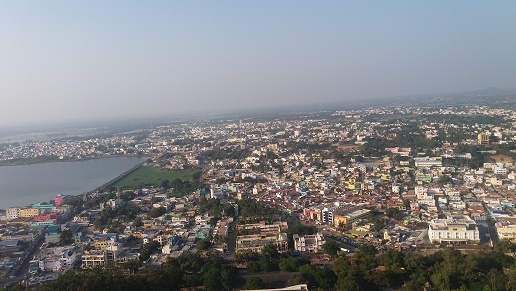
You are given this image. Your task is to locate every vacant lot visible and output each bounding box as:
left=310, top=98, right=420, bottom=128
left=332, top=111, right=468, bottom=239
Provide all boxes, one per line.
left=491, top=155, right=515, bottom=163
left=111, top=166, right=197, bottom=189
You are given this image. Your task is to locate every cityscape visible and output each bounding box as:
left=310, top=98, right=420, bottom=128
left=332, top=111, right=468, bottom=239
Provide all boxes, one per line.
left=0, top=93, right=514, bottom=290
left=1, top=1, right=516, bottom=290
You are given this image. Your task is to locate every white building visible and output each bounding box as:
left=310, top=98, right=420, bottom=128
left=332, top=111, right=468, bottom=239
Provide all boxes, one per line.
left=6, top=207, right=20, bottom=220
left=293, top=233, right=325, bottom=253
left=414, top=156, right=442, bottom=168
left=495, top=222, right=516, bottom=242
left=428, top=215, right=480, bottom=244
left=37, top=248, right=78, bottom=272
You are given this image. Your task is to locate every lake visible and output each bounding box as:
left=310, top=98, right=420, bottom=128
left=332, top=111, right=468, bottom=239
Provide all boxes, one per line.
left=0, top=156, right=148, bottom=209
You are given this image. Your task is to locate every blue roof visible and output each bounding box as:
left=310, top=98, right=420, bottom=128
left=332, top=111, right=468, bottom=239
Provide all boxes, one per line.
left=48, top=225, right=60, bottom=233
left=0, top=240, right=19, bottom=247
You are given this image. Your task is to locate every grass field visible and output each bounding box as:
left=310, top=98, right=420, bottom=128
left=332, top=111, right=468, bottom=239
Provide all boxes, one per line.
left=111, top=166, right=197, bottom=190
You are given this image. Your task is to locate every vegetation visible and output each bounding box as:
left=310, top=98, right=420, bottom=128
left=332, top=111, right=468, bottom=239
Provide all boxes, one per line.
left=28, top=239, right=516, bottom=291
left=322, top=240, right=341, bottom=258
left=244, top=277, right=266, bottom=290
left=59, top=229, right=74, bottom=246
left=111, top=166, right=200, bottom=190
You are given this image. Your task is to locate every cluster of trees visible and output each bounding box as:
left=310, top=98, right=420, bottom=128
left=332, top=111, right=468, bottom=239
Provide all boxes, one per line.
left=26, top=242, right=516, bottom=291
left=330, top=245, right=516, bottom=291
left=59, top=229, right=74, bottom=246
left=42, top=253, right=239, bottom=291
left=93, top=204, right=143, bottom=231
left=236, top=244, right=311, bottom=273
left=147, top=206, right=166, bottom=218
left=167, top=177, right=198, bottom=197
left=236, top=198, right=282, bottom=219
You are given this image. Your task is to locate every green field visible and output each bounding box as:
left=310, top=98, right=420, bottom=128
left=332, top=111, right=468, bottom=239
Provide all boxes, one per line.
left=111, top=166, right=197, bottom=190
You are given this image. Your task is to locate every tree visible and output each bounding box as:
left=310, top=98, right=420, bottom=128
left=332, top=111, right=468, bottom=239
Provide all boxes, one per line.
left=437, top=175, right=452, bottom=185
left=279, top=257, right=310, bottom=272
left=134, top=217, right=144, bottom=227
left=160, top=179, right=170, bottom=189
left=139, top=241, right=160, bottom=262
left=261, top=244, right=280, bottom=260
left=353, top=244, right=378, bottom=278
left=385, top=207, right=400, bottom=219
left=59, top=229, right=74, bottom=246
left=147, top=206, right=166, bottom=218
left=196, top=239, right=211, bottom=251
left=245, top=277, right=265, bottom=290
left=322, top=240, right=340, bottom=257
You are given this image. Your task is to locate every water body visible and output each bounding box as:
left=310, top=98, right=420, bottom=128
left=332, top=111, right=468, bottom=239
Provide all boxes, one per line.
left=0, top=156, right=148, bottom=209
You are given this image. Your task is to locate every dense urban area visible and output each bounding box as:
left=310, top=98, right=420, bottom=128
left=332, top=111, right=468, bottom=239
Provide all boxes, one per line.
left=0, top=94, right=516, bottom=291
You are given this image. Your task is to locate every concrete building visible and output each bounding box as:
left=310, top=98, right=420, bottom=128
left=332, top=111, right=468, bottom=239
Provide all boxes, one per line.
left=293, top=233, right=325, bottom=253
left=19, top=208, right=39, bottom=218
left=478, top=132, right=490, bottom=145
left=236, top=221, right=288, bottom=253
left=428, top=215, right=480, bottom=243
left=414, top=157, right=442, bottom=168
left=495, top=222, right=516, bottom=242
left=236, top=232, right=289, bottom=253
left=333, top=209, right=371, bottom=229
left=6, top=207, right=20, bottom=220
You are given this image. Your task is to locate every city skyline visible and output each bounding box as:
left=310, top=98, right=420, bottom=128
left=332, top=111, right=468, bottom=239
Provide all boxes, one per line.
left=1, top=1, right=515, bottom=126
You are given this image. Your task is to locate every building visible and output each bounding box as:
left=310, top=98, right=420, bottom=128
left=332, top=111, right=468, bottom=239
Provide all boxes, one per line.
left=414, top=157, right=442, bottom=168
left=236, top=232, right=289, bottom=253
left=478, top=132, right=490, bottom=145
left=427, top=215, right=480, bottom=244
left=37, top=248, right=77, bottom=272
left=6, top=207, right=20, bottom=220
left=236, top=221, right=288, bottom=253
left=81, top=244, right=126, bottom=268
left=19, top=208, right=40, bottom=218
left=333, top=209, right=371, bottom=229
left=81, top=250, right=107, bottom=269
left=293, top=233, right=325, bottom=253
left=495, top=222, right=516, bottom=242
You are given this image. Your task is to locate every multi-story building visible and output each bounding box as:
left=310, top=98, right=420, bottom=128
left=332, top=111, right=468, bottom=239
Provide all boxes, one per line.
left=81, top=250, right=107, bottom=269
left=414, top=156, right=442, bottom=168
left=478, top=132, right=490, bottom=145
left=6, top=207, right=20, bottom=220
left=293, top=233, right=325, bottom=253
left=333, top=209, right=370, bottom=229
left=19, top=208, right=40, bottom=218
left=236, top=221, right=289, bottom=253
left=495, top=222, right=516, bottom=242
left=428, top=215, right=480, bottom=243
left=236, top=232, right=289, bottom=253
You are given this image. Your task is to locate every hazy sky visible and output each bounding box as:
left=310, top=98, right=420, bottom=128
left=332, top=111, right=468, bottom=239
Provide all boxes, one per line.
left=1, top=1, right=515, bottom=126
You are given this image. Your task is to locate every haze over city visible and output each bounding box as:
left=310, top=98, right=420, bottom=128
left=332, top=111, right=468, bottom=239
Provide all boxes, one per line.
left=1, top=1, right=515, bottom=127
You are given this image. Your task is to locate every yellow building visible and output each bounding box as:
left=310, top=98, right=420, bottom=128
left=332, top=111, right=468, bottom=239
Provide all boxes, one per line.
left=333, top=209, right=371, bottom=229
left=334, top=215, right=347, bottom=228
left=19, top=208, right=39, bottom=218
left=478, top=132, right=490, bottom=145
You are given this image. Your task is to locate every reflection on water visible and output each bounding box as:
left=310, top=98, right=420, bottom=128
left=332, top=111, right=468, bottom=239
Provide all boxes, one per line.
left=0, top=156, right=147, bottom=209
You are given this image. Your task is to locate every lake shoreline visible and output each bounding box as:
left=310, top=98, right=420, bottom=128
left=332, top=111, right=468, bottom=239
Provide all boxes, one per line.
left=0, top=154, right=145, bottom=167
left=0, top=156, right=149, bottom=209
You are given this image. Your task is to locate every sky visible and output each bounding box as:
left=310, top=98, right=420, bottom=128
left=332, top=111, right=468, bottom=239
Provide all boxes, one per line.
left=0, top=1, right=515, bottom=127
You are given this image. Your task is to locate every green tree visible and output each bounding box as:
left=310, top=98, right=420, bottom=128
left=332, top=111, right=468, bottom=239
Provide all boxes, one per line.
left=147, top=206, right=166, bottom=218
left=385, top=207, right=400, bottom=219
left=261, top=244, right=280, bottom=260
left=245, top=277, right=265, bottom=290
left=134, top=217, right=144, bottom=227
left=322, top=240, right=340, bottom=257
left=59, top=229, right=74, bottom=246
left=196, top=239, right=211, bottom=251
